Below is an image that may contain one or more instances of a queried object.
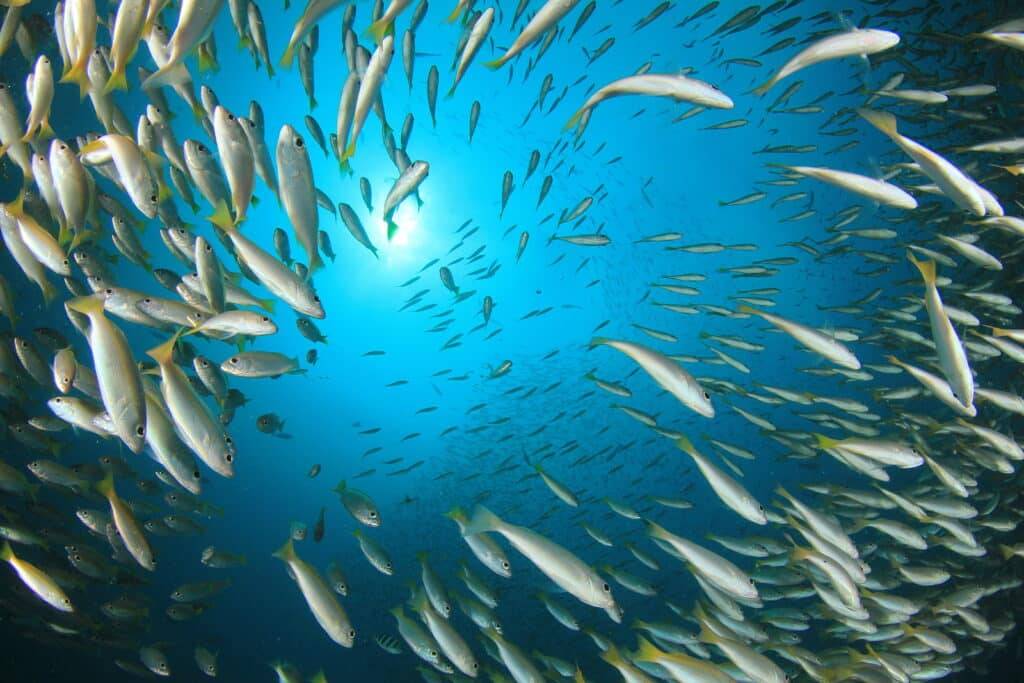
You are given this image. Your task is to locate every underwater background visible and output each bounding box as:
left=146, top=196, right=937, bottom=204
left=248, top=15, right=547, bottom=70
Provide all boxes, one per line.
left=1, top=0, right=1024, bottom=680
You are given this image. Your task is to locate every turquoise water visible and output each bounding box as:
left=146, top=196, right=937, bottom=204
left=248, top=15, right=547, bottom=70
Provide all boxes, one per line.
left=1, top=0, right=1023, bottom=680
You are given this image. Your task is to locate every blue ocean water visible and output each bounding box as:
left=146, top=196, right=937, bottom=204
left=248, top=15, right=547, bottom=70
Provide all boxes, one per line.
left=1, top=0, right=1023, bottom=680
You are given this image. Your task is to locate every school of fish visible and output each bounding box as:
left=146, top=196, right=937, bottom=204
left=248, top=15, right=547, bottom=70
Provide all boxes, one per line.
left=1, top=0, right=1024, bottom=681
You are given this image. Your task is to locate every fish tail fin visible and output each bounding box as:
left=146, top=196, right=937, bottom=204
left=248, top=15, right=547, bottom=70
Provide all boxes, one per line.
left=103, top=66, right=128, bottom=94
left=40, top=280, right=59, bottom=308
left=407, top=587, right=429, bottom=612
left=773, top=485, right=793, bottom=502
left=588, top=336, right=609, bottom=349
left=6, top=190, right=24, bottom=216
left=906, top=251, right=935, bottom=285
left=445, top=5, right=463, bottom=23
left=482, top=57, right=506, bottom=70
left=0, top=541, right=13, bottom=562
left=39, top=118, right=55, bottom=141
left=279, top=42, right=297, bottom=69
left=415, top=550, right=429, bottom=562
left=633, top=636, right=662, bottom=662
left=673, top=435, right=694, bottom=454
left=66, top=294, right=104, bottom=316
left=386, top=217, right=399, bottom=242
left=696, top=621, right=721, bottom=645
left=751, top=76, right=777, bottom=97
left=257, top=298, right=276, bottom=314
left=857, top=107, right=898, bottom=138
left=990, top=326, right=1009, bottom=337
left=365, top=19, right=393, bottom=43
left=68, top=229, right=98, bottom=253
left=443, top=507, right=466, bottom=523
left=644, top=520, right=670, bottom=541
left=599, top=644, right=625, bottom=666
left=564, top=108, right=586, bottom=132
left=461, top=505, right=503, bottom=536
left=309, top=95, right=317, bottom=110
left=999, top=544, right=1015, bottom=560
left=198, top=50, right=218, bottom=73
left=272, top=538, right=296, bottom=562
left=813, top=433, right=840, bottom=449
left=95, top=471, right=114, bottom=498
left=146, top=329, right=185, bottom=365
left=332, top=479, right=347, bottom=494
left=208, top=199, right=234, bottom=230
left=61, top=59, right=91, bottom=100
left=341, top=142, right=356, bottom=164
left=736, top=303, right=759, bottom=316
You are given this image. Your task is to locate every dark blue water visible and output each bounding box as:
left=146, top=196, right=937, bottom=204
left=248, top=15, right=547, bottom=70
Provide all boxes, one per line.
left=2, top=0, right=1024, bottom=680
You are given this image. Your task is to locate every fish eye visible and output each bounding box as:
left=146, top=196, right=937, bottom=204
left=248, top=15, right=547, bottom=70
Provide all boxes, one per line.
left=429, top=650, right=437, bottom=658
left=703, top=391, right=710, bottom=399
left=105, top=288, right=113, bottom=295
left=348, top=629, right=355, bottom=638
left=295, top=137, right=304, bottom=148
left=749, top=578, right=755, bottom=585
left=150, top=194, right=157, bottom=202
left=472, top=663, right=479, bottom=670
left=230, top=357, right=239, bottom=364
left=261, top=316, right=269, bottom=322
left=136, top=426, right=145, bottom=436
left=227, top=114, right=235, bottom=121
left=73, top=554, right=81, bottom=561
left=313, top=295, right=320, bottom=302
left=602, top=583, right=610, bottom=592
left=501, top=560, right=509, bottom=569
left=369, top=511, right=377, bottom=518
left=225, top=453, right=234, bottom=463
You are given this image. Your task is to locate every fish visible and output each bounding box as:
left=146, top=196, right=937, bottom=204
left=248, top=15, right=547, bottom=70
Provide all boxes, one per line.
left=567, top=73, right=733, bottom=131
left=462, top=506, right=619, bottom=618
left=592, top=338, right=713, bottom=417
left=484, top=0, right=581, bottom=69
left=273, top=538, right=354, bottom=647
left=276, top=125, right=321, bottom=271
left=147, top=333, right=235, bottom=478
left=66, top=295, right=146, bottom=452
left=754, top=29, right=901, bottom=95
